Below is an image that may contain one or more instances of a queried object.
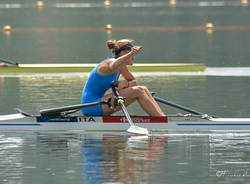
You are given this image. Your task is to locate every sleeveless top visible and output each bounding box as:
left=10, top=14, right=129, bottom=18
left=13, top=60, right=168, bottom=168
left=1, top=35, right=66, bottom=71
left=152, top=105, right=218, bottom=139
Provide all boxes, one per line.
left=81, top=58, right=121, bottom=104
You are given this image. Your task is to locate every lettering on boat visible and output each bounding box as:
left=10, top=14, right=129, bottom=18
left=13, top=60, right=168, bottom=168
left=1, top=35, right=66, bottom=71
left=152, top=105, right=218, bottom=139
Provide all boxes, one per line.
left=36, top=116, right=96, bottom=122
left=103, top=116, right=168, bottom=123
left=77, top=117, right=96, bottom=122
left=121, top=117, right=151, bottom=123
left=37, top=116, right=78, bottom=122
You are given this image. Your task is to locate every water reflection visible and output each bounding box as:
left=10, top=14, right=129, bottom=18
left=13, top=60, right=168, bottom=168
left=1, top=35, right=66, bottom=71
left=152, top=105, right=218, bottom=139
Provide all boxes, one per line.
left=0, top=133, right=23, bottom=183
left=0, top=132, right=168, bottom=184
left=82, top=134, right=168, bottom=184
left=209, top=132, right=250, bottom=180
left=2, top=132, right=250, bottom=183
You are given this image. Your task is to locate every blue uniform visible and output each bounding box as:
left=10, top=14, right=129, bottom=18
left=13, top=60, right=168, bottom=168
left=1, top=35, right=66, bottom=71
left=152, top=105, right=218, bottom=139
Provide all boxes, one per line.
left=81, top=58, right=121, bottom=116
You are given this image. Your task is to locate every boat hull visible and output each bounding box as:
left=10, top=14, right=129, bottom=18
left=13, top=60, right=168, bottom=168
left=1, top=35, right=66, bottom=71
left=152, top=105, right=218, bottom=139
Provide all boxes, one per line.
left=1, top=115, right=250, bottom=132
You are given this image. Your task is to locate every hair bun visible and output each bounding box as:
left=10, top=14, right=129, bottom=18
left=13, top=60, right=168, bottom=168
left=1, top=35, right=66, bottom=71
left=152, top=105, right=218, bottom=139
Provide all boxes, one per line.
left=106, top=40, right=117, bottom=49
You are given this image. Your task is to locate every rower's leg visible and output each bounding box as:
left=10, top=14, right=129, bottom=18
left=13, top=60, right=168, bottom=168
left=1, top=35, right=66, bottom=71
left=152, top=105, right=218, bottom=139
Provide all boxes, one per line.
left=102, top=86, right=165, bottom=117
left=121, top=86, right=165, bottom=117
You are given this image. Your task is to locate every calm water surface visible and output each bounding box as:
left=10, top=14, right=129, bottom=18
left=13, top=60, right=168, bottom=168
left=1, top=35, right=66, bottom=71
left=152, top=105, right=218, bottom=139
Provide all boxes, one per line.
left=2, top=131, right=250, bottom=184
left=0, top=76, right=250, bottom=117
left=1, top=76, right=250, bottom=184
left=0, top=0, right=250, bottom=66
left=1, top=0, right=250, bottom=183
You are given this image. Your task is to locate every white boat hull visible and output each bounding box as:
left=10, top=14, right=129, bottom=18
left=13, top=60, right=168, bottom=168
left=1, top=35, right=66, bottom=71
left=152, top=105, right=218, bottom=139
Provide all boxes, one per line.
left=1, top=114, right=250, bottom=132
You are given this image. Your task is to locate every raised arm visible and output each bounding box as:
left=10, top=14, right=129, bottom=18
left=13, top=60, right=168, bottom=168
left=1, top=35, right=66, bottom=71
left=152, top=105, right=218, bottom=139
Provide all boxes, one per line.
left=98, top=46, right=142, bottom=75
left=109, top=46, right=142, bottom=72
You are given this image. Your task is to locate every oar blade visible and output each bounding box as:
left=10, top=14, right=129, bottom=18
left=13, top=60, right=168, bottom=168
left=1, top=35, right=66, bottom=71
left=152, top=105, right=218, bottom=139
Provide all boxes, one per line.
left=127, top=125, right=149, bottom=135
left=0, top=113, right=26, bottom=121
left=110, top=82, right=149, bottom=135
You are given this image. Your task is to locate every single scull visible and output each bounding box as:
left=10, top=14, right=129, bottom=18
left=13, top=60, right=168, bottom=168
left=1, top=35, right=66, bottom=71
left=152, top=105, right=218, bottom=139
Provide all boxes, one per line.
left=1, top=93, right=250, bottom=133
left=1, top=113, right=250, bottom=132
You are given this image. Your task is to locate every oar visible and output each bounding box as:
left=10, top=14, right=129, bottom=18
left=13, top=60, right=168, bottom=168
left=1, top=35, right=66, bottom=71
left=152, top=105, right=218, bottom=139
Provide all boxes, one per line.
left=0, top=58, right=19, bottom=66
left=40, top=100, right=111, bottom=117
left=111, top=82, right=149, bottom=135
left=151, top=93, right=210, bottom=119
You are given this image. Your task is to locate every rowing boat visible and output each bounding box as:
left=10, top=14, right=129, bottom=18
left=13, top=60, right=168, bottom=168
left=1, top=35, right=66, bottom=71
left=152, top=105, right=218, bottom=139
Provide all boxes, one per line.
left=1, top=89, right=249, bottom=133
left=0, top=63, right=206, bottom=73
left=1, top=113, right=250, bottom=132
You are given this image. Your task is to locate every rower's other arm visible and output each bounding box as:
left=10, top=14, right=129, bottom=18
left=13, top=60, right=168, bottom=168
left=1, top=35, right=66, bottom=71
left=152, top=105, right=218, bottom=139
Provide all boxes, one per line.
left=117, top=66, right=136, bottom=90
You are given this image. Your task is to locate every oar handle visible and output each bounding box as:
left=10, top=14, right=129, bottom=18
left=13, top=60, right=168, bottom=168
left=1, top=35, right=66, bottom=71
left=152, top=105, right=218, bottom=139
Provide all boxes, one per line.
left=110, top=81, right=119, bottom=96
left=111, top=81, right=125, bottom=111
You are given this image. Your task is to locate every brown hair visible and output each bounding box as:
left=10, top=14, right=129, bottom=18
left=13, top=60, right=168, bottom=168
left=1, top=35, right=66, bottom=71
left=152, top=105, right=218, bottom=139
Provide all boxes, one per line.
left=106, top=39, right=133, bottom=56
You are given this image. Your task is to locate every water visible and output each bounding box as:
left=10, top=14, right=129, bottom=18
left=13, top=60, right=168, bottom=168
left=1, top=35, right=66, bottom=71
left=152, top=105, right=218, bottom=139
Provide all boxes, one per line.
left=1, top=75, right=250, bottom=117
left=1, top=75, right=250, bottom=183
left=1, top=0, right=250, bottom=183
left=0, top=0, right=250, bottom=66
left=2, top=132, right=250, bottom=184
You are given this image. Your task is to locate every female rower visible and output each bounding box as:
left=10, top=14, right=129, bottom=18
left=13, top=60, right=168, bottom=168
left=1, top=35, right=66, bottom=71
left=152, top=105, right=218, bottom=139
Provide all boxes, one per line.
left=81, top=39, right=165, bottom=117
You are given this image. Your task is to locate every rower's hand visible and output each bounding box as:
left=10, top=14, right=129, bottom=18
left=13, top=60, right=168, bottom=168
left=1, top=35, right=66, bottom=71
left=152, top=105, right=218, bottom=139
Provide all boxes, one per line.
left=131, top=46, right=142, bottom=56
left=177, top=113, right=192, bottom=117
left=117, top=81, right=128, bottom=91
left=184, top=113, right=192, bottom=117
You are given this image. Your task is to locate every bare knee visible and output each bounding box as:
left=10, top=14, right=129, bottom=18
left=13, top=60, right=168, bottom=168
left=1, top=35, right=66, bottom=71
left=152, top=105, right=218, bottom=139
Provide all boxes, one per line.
left=133, top=86, right=149, bottom=96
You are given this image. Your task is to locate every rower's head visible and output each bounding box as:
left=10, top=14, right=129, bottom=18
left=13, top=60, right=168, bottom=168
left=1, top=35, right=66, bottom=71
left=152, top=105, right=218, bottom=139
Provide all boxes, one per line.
left=106, top=39, right=134, bottom=58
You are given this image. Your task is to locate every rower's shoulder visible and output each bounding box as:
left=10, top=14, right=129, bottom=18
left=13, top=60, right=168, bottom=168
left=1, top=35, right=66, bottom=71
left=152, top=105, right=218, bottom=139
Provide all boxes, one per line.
left=99, top=57, right=116, bottom=66
left=98, top=58, right=116, bottom=74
